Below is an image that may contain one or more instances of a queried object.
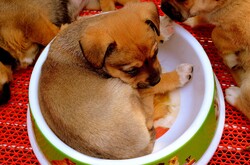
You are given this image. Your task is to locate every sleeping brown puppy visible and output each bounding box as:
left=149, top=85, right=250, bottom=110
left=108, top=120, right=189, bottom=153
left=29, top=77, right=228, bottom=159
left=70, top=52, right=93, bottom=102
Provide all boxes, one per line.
left=39, top=2, right=193, bottom=159
left=161, top=0, right=250, bottom=120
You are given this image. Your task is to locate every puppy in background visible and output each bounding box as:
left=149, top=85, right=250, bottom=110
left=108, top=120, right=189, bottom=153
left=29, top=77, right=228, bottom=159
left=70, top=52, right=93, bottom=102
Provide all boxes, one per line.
left=39, top=2, right=193, bottom=159
left=0, top=0, right=89, bottom=104
left=161, top=0, right=250, bottom=120
left=0, top=0, right=138, bottom=104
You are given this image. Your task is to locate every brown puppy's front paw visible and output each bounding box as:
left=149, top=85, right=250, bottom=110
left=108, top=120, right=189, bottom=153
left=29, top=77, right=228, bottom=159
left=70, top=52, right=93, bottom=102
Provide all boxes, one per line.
left=19, top=44, right=40, bottom=69
left=223, top=53, right=240, bottom=70
left=176, top=63, right=193, bottom=87
left=160, top=15, right=174, bottom=42
left=225, top=86, right=240, bottom=106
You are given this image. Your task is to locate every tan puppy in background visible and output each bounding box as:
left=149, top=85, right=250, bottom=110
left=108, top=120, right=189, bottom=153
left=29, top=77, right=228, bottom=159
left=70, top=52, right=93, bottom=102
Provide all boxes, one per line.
left=39, top=2, right=193, bottom=159
left=0, top=0, right=138, bottom=104
left=161, top=0, right=250, bottom=120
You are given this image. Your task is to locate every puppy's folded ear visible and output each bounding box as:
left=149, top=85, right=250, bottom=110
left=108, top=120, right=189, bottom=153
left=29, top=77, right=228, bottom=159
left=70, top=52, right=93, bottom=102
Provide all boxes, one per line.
left=79, top=26, right=116, bottom=69
left=145, top=19, right=160, bottom=36
left=125, top=2, right=160, bottom=36
left=125, top=2, right=163, bottom=42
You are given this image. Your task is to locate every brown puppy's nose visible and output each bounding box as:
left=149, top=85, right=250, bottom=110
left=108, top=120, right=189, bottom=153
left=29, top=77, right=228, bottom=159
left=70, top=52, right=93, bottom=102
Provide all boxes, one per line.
left=161, top=1, right=185, bottom=22
left=148, top=76, right=161, bottom=86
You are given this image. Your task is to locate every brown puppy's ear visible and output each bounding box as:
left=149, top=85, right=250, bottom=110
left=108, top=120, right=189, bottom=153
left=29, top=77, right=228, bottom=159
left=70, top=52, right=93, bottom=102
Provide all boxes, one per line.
left=79, top=26, right=116, bottom=69
left=145, top=19, right=160, bottom=36
left=126, top=2, right=160, bottom=36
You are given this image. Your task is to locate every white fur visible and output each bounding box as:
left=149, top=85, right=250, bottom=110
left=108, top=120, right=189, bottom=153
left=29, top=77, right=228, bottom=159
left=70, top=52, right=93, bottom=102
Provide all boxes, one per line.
left=224, top=53, right=239, bottom=69
left=20, top=44, right=39, bottom=68
left=176, top=63, right=193, bottom=86
left=160, top=16, right=174, bottom=41
left=225, top=86, right=241, bottom=106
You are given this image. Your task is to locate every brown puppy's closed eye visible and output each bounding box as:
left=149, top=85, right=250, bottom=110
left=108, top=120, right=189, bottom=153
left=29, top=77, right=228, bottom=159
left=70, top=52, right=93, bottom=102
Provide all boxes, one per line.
left=39, top=2, right=193, bottom=159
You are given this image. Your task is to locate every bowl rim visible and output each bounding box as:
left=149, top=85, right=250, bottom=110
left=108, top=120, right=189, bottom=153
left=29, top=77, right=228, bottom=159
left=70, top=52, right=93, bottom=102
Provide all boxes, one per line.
left=29, top=23, right=215, bottom=164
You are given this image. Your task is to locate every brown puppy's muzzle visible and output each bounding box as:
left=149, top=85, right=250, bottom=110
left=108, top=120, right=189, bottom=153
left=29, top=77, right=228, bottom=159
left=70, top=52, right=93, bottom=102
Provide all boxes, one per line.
left=137, top=69, right=161, bottom=89
left=161, top=1, right=186, bottom=22
left=148, top=71, right=161, bottom=87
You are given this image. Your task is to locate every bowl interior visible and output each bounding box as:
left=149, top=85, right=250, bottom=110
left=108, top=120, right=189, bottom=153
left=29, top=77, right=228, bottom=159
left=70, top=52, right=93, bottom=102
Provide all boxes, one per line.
left=29, top=23, right=215, bottom=164
left=154, top=24, right=214, bottom=151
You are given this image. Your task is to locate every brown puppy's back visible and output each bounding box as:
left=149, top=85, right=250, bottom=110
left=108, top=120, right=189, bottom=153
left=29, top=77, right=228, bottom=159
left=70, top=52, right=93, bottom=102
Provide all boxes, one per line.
left=40, top=65, right=151, bottom=158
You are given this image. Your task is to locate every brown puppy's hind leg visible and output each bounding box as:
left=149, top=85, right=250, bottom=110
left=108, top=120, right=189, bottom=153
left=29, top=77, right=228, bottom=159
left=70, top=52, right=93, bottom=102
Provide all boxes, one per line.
left=20, top=13, right=59, bottom=68
left=212, top=27, right=242, bottom=71
left=24, top=13, right=59, bottom=46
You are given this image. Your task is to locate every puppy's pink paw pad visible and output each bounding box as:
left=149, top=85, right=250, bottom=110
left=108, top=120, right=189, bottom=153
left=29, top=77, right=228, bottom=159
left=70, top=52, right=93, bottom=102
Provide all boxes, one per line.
left=225, top=86, right=240, bottom=106
left=176, top=63, right=193, bottom=86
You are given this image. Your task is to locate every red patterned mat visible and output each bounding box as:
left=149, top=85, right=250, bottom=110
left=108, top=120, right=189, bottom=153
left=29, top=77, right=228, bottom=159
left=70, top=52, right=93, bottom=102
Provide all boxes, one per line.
left=0, top=0, right=249, bottom=164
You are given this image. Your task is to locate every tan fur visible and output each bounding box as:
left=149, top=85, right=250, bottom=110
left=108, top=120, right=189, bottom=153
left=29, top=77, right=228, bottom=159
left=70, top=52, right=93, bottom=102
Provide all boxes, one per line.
left=154, top=95, right=171, bottom=121
left=161, top=0, right=250, bottom=120
left=39, top=2, right=193, bottom=159
left=99, top=0, right=139, bottom=11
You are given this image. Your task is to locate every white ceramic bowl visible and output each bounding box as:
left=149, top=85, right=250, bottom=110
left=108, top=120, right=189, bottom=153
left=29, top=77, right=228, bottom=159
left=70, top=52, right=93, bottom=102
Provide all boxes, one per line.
left=28, top=23, right=225, bottom=165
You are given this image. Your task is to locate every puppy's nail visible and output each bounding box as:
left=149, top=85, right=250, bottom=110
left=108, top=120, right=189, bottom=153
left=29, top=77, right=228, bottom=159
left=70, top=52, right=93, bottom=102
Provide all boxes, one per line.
left=176, top=63, right=193, bottom=86
left=190, top=66, right=194, bottom=73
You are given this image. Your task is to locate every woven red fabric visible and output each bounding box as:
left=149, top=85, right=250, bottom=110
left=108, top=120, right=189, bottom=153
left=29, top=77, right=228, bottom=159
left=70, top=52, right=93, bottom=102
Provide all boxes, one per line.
left=0, top=0, right=249, bottom=164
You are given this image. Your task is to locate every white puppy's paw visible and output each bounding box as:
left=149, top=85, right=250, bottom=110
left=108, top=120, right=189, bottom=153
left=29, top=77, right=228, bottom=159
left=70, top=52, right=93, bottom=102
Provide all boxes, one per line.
left=160, top=15, right=174, bottom=41
left=223, top=53, right=239, bottom=70
left=225, top=86, right=241, bottom=106
left=176, top=63, right=193, bottom=87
